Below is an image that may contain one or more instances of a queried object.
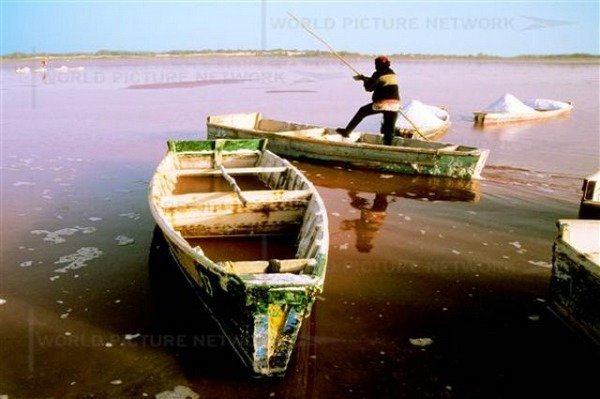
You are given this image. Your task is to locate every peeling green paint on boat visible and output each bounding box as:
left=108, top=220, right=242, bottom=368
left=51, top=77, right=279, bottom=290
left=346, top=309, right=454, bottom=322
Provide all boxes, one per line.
left=167, top=139, right=266, bottom=153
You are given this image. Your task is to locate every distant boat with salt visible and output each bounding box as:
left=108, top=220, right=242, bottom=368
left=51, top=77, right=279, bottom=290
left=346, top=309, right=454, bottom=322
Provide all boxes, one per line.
left=474, top=94, right=572, bottom=125
left=395, top=100, right=450, bottom=140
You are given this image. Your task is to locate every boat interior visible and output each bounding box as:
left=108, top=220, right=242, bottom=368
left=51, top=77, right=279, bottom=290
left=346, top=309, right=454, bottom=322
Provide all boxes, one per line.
left=151, top=140, right=326, bottom=275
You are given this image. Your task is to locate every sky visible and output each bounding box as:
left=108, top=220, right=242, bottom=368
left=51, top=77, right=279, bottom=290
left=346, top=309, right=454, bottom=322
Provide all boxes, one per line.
left=1, top=1, right=598, bottom=56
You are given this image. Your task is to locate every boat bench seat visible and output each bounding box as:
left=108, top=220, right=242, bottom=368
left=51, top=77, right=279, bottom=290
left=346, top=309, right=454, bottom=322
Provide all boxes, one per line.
left=160, top=189, right=313, bottom=209
left=168, top=166, right=288, bottom=177
left=220, top=258, right=317, bottom=274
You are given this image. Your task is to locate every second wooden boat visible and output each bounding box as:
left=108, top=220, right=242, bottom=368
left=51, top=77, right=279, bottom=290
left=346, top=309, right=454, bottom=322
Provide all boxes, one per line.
left=206, top=112, right=489, bottom=180
left=474, top=94, right=573, bottom=125
left=148, top=139, right=329, bottom=376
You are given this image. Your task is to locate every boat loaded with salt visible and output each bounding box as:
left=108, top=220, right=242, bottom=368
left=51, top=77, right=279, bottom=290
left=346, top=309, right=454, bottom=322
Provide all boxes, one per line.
left=207, top=112, right=488, bottom=180
left=148, top=138, right=329, bottom=376
left=474, top=93, right=573, bottom=125
left=395, top=100, right=450, bottom=140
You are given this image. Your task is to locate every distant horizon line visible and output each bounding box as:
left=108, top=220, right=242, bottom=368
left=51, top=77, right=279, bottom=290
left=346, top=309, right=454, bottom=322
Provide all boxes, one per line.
left=2, top=49, right=599, bottom=60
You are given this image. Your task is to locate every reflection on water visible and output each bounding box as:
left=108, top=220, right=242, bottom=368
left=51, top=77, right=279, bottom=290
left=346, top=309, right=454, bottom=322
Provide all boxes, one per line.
left=299, top=161, right=481, bottom=253
left=341, top=192, right=390, bottom=253
left=298, top=161, right=482, bottom=203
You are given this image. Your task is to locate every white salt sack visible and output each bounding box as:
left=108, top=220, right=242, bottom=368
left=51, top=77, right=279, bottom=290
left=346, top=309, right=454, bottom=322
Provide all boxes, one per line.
left=396, top=100, right=447, bottom=130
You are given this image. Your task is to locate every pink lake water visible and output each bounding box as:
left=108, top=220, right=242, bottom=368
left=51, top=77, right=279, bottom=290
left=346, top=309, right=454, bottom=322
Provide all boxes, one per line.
left=1, top=57, right=599, bottom=398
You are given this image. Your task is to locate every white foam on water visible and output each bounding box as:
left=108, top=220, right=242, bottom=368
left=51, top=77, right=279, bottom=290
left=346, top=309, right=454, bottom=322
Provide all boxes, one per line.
left=19, top=261, right=33, bottom=267
left=509, top=241, right=522, bottom=249
left=155, top=386, right=199, bottom=399
left=109, top=380, right=122, bottom=385
left=483, top=94, right=535, bottom=113
left=13, top=181, right=36, bottom=187
left=528, top=260, right=552, bottom=268
left=0, top=299, right=6, bottom=305
left=32, top=226, right=97, bottom=244
left=54, top=247, right=103, bottom=273
left=88, top=217, right=102, bottom=222
left=409, top=337, right=433, bottom=347
left=380, top=174, right=394, bottom=179
left=119, top=212, right=141, bottom=220
left=115, top=235, right=135, bottom=246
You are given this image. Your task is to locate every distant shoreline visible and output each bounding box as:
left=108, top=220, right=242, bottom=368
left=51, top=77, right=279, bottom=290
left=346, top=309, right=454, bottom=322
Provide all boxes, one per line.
left=2, top=50, right=599, bottom=63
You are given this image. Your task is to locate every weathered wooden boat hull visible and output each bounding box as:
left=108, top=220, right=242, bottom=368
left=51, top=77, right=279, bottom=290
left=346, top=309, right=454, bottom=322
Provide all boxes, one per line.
left=579, top=171, right=600, bottom=219
left=148, top=139, right=329, bottom=376
left=550, top=219, right=600, bottom=345
left=206, top=113, right=488, bottom=180
left=473, top=103, right=572, bottom=125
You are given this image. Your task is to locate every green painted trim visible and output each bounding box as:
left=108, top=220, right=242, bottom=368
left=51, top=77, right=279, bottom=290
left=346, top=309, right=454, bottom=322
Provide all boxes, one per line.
left=167, top=139, right=267, bottom=153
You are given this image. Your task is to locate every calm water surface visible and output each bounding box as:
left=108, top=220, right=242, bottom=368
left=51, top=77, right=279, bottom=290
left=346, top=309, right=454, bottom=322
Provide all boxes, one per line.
left=1, top=57, right=599, bottom=398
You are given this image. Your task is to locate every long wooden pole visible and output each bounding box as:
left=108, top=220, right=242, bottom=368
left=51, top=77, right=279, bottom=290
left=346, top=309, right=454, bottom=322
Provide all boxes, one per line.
left=288, top=12, right=429, bottom=141
left=287, top=12, right=361, bottom=76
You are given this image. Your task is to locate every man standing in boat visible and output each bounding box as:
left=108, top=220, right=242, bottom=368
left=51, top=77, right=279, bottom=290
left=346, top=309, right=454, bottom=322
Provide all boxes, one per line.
left=336, top=56, right=400, bottom=145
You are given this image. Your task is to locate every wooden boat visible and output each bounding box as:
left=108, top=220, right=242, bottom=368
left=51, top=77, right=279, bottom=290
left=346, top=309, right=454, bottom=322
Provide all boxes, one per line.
left=148, top=138, right=329, bottom=376
left=206, top=112, right=489, bottom=180
left=579, top=171, right=600, bottom=219
left=550, top=219, right=600, bottom=344
left=474, top=96, right=573, bottom=125
left=395, top=101, right=450, bottom=140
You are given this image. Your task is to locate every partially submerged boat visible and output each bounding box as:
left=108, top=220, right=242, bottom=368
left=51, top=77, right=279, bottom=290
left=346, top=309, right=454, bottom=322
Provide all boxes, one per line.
left=395, top=100, right=450, bottom=140
left=206, top=112, right=489, bottom=180
left=550, top=219, right=600, bottom=344
left=579, top=171, right=600, bottom=219
left=148, top=138, right=329, bottom=376
left=474, top=94, right=572, bottom=125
